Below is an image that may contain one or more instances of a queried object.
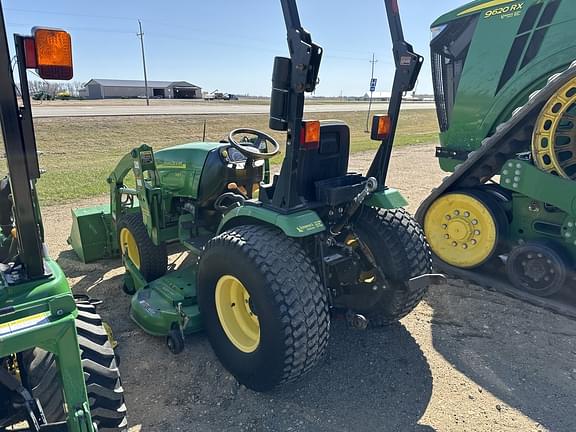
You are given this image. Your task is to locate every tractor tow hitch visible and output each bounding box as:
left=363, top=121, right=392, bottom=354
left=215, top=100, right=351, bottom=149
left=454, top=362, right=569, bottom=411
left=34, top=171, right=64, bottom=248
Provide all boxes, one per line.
left=330, top=177, right=378, bottom=235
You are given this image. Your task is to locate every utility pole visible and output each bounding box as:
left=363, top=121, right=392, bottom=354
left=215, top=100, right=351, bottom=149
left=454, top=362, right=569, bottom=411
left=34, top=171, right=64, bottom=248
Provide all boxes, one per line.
left=365, top=53, right=378, bottom=132
left=137, top=20, right=149, bottom=106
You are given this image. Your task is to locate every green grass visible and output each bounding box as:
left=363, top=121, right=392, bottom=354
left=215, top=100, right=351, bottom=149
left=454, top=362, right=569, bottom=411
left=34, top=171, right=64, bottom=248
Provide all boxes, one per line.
left=4, top=110, right=437, bottom=205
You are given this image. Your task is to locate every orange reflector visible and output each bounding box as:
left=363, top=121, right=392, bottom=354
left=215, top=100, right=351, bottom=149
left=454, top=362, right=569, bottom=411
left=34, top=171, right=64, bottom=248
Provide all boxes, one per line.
left=371, top=115, right=391, bottom=141
left=300, top=120, right=320, bottom=150
left=23, top=37, right=37, bottom=69
left=32, top=28, right=73, bottom=80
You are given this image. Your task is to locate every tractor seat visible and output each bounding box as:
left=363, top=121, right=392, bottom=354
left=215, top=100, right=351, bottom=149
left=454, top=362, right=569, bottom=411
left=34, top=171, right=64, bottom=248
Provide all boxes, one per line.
left=297, top=120, right=351, bottom=202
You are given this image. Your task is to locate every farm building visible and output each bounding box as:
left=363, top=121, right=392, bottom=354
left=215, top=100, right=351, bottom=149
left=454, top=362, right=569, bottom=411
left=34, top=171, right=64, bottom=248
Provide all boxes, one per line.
left=80, top=79, right=202, bottom=99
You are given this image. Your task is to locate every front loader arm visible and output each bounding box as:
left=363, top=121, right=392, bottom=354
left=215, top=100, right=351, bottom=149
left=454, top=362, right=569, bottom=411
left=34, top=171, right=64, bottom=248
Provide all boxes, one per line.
left=367, top=0, right=424, bottom=187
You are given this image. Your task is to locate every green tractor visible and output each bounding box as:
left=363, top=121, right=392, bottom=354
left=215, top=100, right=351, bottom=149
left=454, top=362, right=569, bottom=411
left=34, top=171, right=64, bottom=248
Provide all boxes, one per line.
left=417, top=0, right=576, bottom=311
left=69, top=0, right=443, bottom=391
left=0, top=5, right=127, bottom=432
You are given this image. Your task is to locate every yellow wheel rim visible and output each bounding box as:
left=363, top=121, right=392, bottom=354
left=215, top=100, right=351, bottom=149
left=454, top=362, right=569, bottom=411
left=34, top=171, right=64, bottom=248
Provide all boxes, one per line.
left=119, top=228, right=141, bottom=268
left=533, top=77, right=576, bottom=179
left=215, top=275, right=260, bottom=353
left=424, top=193, right=498, bottom=269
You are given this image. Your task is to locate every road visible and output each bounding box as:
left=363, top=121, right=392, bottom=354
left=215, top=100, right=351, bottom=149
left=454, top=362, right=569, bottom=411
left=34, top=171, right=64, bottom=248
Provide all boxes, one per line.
left=31, top=102, right=435, bottom=118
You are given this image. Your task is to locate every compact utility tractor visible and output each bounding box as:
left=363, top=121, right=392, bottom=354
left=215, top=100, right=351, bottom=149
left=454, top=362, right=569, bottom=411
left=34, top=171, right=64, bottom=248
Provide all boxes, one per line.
left=70, top=0, right=443, bottom=391
left=0, top=4, right=127, bottom=431
left=416, top=0, right=576, bottom=314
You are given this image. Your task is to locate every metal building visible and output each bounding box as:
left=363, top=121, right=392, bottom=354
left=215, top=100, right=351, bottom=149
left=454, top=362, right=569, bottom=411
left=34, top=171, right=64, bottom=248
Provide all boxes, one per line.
left=80, top=79, right=203, bottom=99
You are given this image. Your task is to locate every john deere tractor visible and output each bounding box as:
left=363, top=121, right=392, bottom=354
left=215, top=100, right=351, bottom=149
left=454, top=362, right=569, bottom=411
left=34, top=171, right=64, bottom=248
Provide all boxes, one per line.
left=417, top=0, right=576, bottom=311
left=0, top=4, right=127, bottom=431
left=69, top=0, right=443, bottom=391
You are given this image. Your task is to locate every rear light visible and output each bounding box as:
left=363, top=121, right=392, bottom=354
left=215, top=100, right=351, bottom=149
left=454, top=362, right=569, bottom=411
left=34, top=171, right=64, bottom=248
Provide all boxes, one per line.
left=23, top=37, right=37, bottom=68
left=300, top=120, right=320, bottom=150
left=371, top=115, right=391, bottom=141
left=31, top=28, right=73, bottom=80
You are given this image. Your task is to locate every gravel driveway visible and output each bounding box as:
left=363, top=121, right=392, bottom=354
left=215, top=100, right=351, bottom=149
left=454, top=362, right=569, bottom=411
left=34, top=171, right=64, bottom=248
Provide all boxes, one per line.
left=45, top=144, right=576, bottom=432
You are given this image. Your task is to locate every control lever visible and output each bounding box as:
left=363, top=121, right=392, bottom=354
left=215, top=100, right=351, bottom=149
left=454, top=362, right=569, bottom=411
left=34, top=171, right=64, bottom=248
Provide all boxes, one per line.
left=330, top=177, right=378, bottom=235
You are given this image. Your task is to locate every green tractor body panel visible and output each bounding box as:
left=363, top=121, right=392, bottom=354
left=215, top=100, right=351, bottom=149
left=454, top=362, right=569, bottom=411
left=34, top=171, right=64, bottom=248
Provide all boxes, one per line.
left=218, top=205, right=326, bottom=238
left=432, top=0, right=576, bottom=172
left=364, top=188, right=408, bottom=209
left=155, top=142, right=224, bottom=199
left=0, top=259, right=95, bottom=431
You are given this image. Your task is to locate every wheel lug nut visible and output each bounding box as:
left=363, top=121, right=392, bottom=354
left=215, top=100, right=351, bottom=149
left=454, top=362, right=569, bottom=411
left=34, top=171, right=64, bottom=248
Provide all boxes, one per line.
left=471, top=239, right=477, bottom=245
left=452, top=241, right=458, bottom=247
left=444, top=234, right=450, bottom=239
left=454, top=210, right=460, bottom=216
left=472, top=220, right=478, bottom=225
left=462, top=244, right=468, bottom=249
left=442, top=224, right=448, bottom=229
left=446, top=215, right=451, bottom=221
left=463, top=211, right=470, bottom=218
left=474, top=230, right=481, bottom=235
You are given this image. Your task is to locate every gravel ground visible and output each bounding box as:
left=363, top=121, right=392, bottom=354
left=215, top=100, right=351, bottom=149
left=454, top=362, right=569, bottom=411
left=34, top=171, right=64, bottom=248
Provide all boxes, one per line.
left=45, top=144, right=576, bottom=432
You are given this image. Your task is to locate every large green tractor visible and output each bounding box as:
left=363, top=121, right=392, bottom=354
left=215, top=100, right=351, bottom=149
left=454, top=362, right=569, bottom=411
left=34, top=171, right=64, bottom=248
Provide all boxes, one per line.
left=0, top=5, right=127, bottom=431
left=417, top=0, right=576, bottom=312
left=70, top=0, right=443, bottom=391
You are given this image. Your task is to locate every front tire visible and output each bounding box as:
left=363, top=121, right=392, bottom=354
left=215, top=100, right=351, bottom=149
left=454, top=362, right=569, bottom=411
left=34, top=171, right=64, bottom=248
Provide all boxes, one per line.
left=341, top=208, right=433, bottom=327
left=117, top=213, right=167, bottom=282
left=198, top=225, right=329, bottom=392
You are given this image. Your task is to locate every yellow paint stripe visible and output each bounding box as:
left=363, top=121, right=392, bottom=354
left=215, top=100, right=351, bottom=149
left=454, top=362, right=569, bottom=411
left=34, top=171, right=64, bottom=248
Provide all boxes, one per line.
left=458, top=0, right=516, bottom=16
left=0, top=312, right=51, bottom=337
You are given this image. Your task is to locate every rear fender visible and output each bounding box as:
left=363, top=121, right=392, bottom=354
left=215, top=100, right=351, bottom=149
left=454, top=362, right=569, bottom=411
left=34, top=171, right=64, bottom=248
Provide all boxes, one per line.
left=217, top=205, right=325, bottom=238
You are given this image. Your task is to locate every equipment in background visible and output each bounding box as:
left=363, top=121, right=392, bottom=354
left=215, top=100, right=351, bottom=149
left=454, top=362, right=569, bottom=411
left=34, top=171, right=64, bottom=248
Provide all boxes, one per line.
left=0, top=3, right=127, bottom=431
left=417, top=0, right=576, bottom=316
left=69, top=0, right=443, bottom=392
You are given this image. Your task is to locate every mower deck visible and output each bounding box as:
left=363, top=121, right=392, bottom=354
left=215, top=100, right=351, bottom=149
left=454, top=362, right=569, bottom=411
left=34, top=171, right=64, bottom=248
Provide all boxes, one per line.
left=130, top=265, right=202, bottom=337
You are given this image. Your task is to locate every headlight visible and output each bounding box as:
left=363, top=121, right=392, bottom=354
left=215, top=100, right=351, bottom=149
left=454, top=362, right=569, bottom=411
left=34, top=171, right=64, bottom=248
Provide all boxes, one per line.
left=430, top=24, right=447, bottom=41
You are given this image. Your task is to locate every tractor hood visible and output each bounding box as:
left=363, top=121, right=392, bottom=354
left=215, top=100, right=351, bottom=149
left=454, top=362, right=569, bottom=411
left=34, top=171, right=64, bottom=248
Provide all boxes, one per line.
left=432, top=0, right=521, bottom=26
left=155, top=142, right=225, bottom=199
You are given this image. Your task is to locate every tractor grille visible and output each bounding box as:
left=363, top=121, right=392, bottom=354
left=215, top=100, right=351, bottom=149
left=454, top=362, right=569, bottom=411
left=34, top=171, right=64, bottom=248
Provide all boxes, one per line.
left=430, top=15, right=478, bottom=133
left=432, top=52, right=450, bottom=132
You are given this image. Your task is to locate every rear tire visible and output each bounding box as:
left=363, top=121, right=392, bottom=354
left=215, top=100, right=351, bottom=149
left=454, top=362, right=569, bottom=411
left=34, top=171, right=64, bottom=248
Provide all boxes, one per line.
left=198, top=225, right=329, bottom=392
left=346, top=208, right=433, bottom=327
left=17, top=301, right=128, bottom=431
left=117, top=213, right=167, bottom=282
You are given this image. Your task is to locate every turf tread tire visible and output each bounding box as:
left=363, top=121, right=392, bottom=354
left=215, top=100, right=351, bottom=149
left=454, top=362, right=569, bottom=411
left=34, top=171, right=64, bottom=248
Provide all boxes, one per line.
left=353, top=208, right=433, bottom=327
left=198, top=225, right=330, bottom=391
left=117, top=213, right=167, bottom=282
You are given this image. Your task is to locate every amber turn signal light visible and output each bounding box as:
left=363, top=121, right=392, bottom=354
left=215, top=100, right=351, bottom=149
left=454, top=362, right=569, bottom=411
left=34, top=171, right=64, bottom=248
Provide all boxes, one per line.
left=371, top=115, right=391, bottom=141
left=300, top=120, right=321, bottom=150
left=29, top=28, right=73, bottom=80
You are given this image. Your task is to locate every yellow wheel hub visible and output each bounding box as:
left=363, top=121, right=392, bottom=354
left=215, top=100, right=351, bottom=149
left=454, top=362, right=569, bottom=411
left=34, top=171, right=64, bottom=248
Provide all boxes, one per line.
left=215, top=275, right=260, bottom=353
left=533, top=77, right=576, bottom=180
left=119, top=228, right=141, bottom=268
left=424, top=193, right=498, bottom=269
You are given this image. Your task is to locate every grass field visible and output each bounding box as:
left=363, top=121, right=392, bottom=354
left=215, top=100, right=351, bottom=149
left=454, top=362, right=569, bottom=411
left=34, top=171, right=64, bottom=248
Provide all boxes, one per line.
left=13, top=109, right=437, bottom=205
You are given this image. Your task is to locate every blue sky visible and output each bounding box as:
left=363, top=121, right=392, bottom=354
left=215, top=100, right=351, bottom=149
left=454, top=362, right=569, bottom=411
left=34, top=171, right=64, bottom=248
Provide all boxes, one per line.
left=5, top=0, right=465, bottom=96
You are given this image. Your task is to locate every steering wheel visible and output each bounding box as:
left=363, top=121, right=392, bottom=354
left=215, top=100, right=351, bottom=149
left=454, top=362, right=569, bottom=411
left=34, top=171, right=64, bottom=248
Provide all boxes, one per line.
left=228, top=128, right=280, bottom=160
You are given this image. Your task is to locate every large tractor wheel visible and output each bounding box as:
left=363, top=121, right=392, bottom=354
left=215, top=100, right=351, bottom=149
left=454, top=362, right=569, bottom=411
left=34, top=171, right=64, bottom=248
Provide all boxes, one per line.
left=533, top=76, right=576, bottom=179
left=117, top=213, right=167, bottom=282
left=3, top=302, right=127, bottom=431
left=423, top=190, right=508, bottom=269
left=339, top=208, right=433, bottom=327
left=198, top=225, right=329, bottom=392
